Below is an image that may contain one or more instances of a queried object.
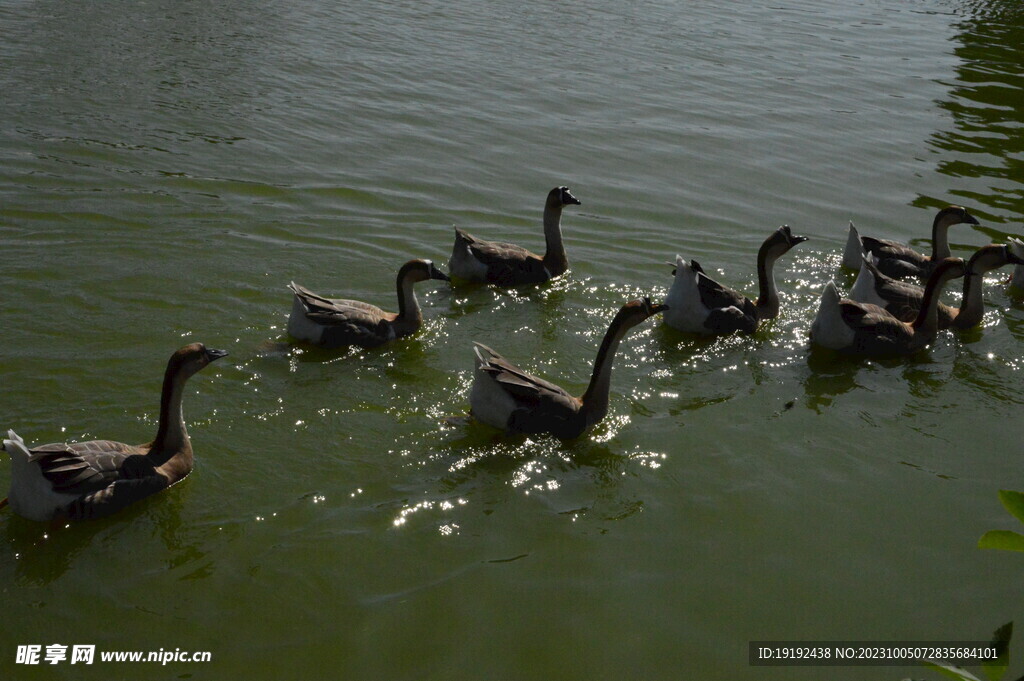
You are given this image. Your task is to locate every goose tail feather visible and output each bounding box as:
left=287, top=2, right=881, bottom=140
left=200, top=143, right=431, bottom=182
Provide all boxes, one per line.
left=2, top=430, right=36, bottom=464
left=472, top=341, right=500, bottom=368
left=821, top=280, right=841, bottom=305
left=842, top=221, right=863, bottom=269
left=848, top=254, right=876, bottom=303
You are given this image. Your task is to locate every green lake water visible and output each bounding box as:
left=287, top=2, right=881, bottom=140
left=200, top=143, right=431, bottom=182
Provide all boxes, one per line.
left=2, top=1, right=1023, bottom=679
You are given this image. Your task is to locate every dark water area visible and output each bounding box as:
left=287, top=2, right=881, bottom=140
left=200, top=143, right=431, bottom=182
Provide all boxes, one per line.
left=920, top=1, right=1024, bottom=235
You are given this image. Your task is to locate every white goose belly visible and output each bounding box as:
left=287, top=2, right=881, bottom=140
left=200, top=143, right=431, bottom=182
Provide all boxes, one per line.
left=449, top=242, right=489, bottom=282
left=664, top=280, right=716, bottom=334
left=469, top=371, right=518, bottom=430
left=810, top=295, right=856, bottom=350
left=847, top=262, right=887, bottom=308
left=287, top=295, right=326, bottom=344
left=4, top=435, right=79, bottom=522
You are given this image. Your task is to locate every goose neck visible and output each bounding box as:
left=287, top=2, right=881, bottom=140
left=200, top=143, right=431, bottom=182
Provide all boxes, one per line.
left=580, top=316, right=629, bottom=425
left=931, top=212, right=953, bottom=260
left=946, top=262, right=981, bottom=327
left=396, top=271, right=422, bottom=323
left=952, top=251, right=1002, bottom=328
left=151, top=363, right=191, bottom=464
left=542, top=202, right=568, bottom=276
left=754, top=248, right=780, bottom=319
left=912, top=267, right=956, bottom=338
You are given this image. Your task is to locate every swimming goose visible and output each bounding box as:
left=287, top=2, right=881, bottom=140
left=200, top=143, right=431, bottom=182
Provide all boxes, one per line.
left=449, top=186, right=581, bottom=286
left=1, top=343, right=227, bottom=522
left=841, top=205, right=980, bottom=278
left=848, top=240, right=1024, bottom=329
left=810, top=258, right=966, bottom=355
left=288, top=259, right=449, bottom=348
left=469, top=298, right=667, bottom=439
left=663, top=225, right=808, bottom=335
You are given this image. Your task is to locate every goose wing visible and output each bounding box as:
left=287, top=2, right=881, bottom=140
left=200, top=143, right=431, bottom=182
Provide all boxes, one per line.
left=474, top=343, right=574, bottom=401
left=863, top=259, right=957, bottom=325
left=290, top=282, right=385, bottom=320
left=862, top=258, right=925, bottom=321
left=30, top=440, right=169, bottom=518
left=838, top=300, right=911, bottom=348
left=289, top=282, right=393, bottom=344
left=860, top=235, right=904, bottom=254
left=861, top=236, right=928, bottom=278
left=472, top=343, right=581, bottom=433
left=65, top=476, right=170, bottom=519
left=455, top=228, right=548, bottom=285
left=31, top=440, right=143, bottom=495
left=692, top=264, right=758, bottom=333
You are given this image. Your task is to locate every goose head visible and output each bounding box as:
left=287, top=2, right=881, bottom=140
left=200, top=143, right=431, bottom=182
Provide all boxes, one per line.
left=929, top=257, right=968, bottom=287
left=170, top=343, right=229, bottom=380
left=935, top=205, right=980, bottom=229
left=400, top=259, right=451, bottom=283
left=968, top=241, right=1024, bottom=275
left=548, top=186, right=582, bottom=209
left=613, top=297, right=669, bottom=331
left=761, top=224, right=809, bottom=258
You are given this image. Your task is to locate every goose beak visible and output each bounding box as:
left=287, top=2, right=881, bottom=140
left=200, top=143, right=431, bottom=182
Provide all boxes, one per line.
left=641, top=298, right=669, bottom=315
left=1006, top=247, right=1024, bottom=266
left=779, top=225, right=809, bottom=246
left=430, top=265, right=451, bottom=282
left=561, top=188, right=582, bottom=206
left=964, top=210, right=981, bottom=226
left=205, top=348, right=229, bottom=362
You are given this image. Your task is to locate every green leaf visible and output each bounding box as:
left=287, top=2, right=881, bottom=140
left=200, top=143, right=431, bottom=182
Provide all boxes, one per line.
left=999, top=491, right=1024, bottom=525
left=983, top=621, right=1012, bottom=681
left=923, top=659, right=984, bottom=681
left=979, top=531, right=1024, bottom=552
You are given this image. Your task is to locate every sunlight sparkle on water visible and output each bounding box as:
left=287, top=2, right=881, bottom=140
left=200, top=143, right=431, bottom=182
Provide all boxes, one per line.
left=590, top=414, right=629, bottom=443
left=630, top=451, right=668, bottom=469
left=511, top=461, right=546, bottom=488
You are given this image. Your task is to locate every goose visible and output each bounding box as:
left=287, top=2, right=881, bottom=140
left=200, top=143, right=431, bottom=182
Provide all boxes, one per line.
left=663, top=225, right=808, bottom=335
left=810, top=257, right=966, bottom=355
left=288, top=259, right=449, bottom=348
left=848, top=239, right=1024, bottom=329
left=469, top=298, right=667, bottom=439
left=1, top=343, right=227, bottom=522
left=449, top=186, right=581, bottom=286
left=841, top=205, right=980, bottom=278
